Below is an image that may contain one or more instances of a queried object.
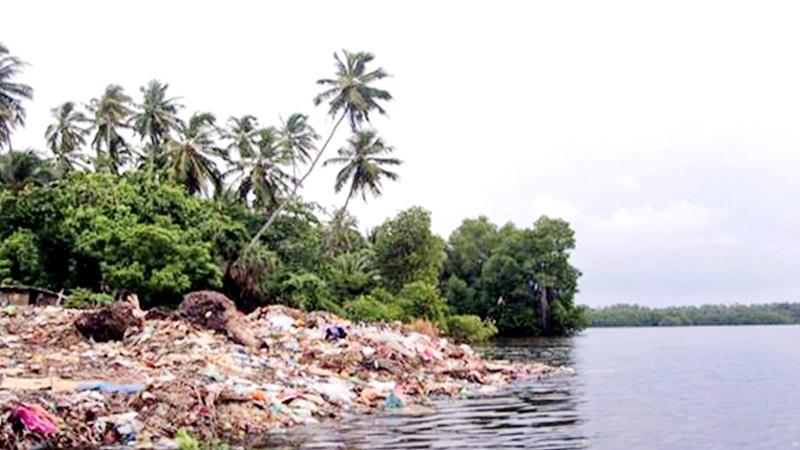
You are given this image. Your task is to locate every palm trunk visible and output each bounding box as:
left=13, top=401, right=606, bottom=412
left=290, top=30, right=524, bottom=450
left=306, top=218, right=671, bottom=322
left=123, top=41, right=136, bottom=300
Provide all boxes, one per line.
left=240, top=110, right=348, bottom=259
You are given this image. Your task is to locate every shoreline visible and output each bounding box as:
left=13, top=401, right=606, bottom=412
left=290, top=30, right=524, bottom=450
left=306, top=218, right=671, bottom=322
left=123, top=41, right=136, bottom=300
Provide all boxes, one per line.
left=0, top=301, right=559, bottom=448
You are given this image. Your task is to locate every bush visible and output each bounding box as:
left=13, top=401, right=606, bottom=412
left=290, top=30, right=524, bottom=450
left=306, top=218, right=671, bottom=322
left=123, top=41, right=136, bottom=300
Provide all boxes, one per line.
left=397, top=281, right=448, bottom=325
left=446, top=314, right=498, bottom=343
left=343, top=295, right=396, bottom=322
left=408, top=318, right=440, bottom=337
left=279, top=272, right=340, bottom=314
left=64, top=288, right=115, bottom=309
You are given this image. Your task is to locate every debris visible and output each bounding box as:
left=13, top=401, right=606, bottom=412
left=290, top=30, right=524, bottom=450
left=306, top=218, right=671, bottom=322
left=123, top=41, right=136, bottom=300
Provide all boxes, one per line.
left=11, top=404, right=59, bottom=435
left=0, top=300, right=559, bottom=447
left=75, top=381, right=145, bottom=394
left=74, top=302, right=143, bottom=342
left=324, top=325, right=347, bottom=341
left=177, top=290, right=236, bottom=332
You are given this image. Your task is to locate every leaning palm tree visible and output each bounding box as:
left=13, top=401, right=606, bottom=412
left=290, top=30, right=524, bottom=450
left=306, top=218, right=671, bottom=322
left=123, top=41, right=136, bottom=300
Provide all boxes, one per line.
left=164, top=112, right=223, bottom=196
left=132, top=80, right=182, bottom=180
left=0, top=44, right=33, bottom=151
left=0, top=149, right=55, bottom=191
left=89, top=85, right=133, bottom=174
left=324, top=130, right=401, bottom=211
left=243, top=50, right=392, bottom=256
left=44, top=102, right=90, bottom=172
left=226, top=127, right=292, bottom=209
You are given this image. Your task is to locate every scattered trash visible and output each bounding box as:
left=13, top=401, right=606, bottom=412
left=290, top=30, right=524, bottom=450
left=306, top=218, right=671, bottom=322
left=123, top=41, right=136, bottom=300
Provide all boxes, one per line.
left=384, top=392, right=404, bottom=409
left=324, top=325, right=347, bottom=341
left=75, top=381, right=145, bottom=394
left=11, top=403, right=59, bottom=435
left=0, top=297, right=559, bottom=447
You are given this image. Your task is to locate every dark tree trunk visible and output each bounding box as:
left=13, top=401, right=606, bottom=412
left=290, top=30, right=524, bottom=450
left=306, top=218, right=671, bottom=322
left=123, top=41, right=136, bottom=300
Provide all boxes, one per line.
left=539, top=286, right=551, bottom=335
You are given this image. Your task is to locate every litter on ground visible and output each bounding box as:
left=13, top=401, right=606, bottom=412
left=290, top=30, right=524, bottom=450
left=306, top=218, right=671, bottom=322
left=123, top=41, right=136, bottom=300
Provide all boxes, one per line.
left=0, top=291, right=561, bottom=448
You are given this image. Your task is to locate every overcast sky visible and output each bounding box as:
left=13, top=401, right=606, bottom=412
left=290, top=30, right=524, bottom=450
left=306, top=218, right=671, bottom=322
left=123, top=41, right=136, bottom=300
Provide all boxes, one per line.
left=5, top=1, right=800, bottom=306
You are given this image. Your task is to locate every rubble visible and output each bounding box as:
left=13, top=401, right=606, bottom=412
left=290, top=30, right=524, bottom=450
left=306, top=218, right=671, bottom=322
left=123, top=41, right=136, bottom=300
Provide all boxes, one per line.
left=0, top=294, right=562, bottom=448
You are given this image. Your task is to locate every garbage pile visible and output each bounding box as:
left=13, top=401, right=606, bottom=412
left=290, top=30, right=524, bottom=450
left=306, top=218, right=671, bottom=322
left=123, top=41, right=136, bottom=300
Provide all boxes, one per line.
left=0, top=292, right=560, bottom=448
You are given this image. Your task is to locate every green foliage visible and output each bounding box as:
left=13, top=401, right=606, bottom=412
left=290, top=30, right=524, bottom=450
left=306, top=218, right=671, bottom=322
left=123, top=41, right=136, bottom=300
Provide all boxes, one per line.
left=65, top=288, right=114, bottom=309
left=446, top=314, right=498, bottom=343
left=444, top=216, right=585, bottom=336
left=343, top=295, right=397, bottom=322
left=589, top=303, right=800, bottom=327
left=0, top=173, right=242, bottom=306
left=0, top=229, right=45, bottom=285
left=279, top=272, right=340, bottom=314
left=397, top=281, right=448, bottom=325
left=373, top=207, right=445, bottom=291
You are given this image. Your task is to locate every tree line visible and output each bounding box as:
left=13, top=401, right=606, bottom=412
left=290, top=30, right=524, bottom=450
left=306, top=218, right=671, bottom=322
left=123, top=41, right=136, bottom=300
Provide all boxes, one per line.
left=589, top=303, right=800, bottom=327
left=0, top=43, right=586, bottom=338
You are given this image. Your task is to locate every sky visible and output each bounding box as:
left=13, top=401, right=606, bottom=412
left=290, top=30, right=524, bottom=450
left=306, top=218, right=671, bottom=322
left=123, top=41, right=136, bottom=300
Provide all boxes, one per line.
left=4, top=0, right=800, bottom=306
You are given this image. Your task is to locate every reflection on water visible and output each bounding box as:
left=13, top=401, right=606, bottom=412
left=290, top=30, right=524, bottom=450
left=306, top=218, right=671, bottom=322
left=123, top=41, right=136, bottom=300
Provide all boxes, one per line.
left=270, top=337, right=586, bottom=449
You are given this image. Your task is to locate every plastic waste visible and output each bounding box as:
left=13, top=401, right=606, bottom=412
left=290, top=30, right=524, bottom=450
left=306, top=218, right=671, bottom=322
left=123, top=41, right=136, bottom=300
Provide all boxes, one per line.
left=12, top=404, right=59, bottom=435
left=384, top=392, right=404, bottom=409
left=76, top=381, right=145, bottom=394
left=324, top=325, right=347, bottom=341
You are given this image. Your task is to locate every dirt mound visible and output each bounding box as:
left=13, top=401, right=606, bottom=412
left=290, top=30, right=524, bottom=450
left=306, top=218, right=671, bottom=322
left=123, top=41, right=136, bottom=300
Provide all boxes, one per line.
left=178, top=290, right=236, bottom=331
left=74, top=302, right=143, bottom=342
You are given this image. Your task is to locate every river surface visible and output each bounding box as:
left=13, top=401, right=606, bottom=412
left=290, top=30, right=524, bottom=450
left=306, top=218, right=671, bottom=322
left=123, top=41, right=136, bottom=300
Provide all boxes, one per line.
left=272, top=326, right=800, bottom=449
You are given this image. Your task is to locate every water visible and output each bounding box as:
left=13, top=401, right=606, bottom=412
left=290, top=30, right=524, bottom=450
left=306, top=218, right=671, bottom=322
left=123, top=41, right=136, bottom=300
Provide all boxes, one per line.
left=272, top=326, right=800, bottom=449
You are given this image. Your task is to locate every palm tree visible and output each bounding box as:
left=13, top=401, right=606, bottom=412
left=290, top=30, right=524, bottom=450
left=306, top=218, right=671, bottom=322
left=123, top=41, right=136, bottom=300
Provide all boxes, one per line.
left=133, top=80, right=182, bottom=180
left=226, top=127, right=292, bottom=209
left=324, top=130, right=401, bottom=211
left=0, top=149, right=55, bottom=191
left=279, top=113, right=319, bottom=177
left=323, top=207, right=362, bottom=256
left=0, top=44, right=33, bottom=151
left=222, top=115, right=260, bottom=159
left=243, top=50, right=392, bottom=256
left=164, top=112, right=223, bottom=196
left=89, top=85, right=133, bottom=174
left=44, top=102, right=89, bottom=172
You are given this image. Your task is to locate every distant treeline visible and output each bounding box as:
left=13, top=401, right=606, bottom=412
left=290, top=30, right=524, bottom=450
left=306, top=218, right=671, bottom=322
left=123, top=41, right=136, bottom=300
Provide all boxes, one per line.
left=588, top=303, right=800, bottom=327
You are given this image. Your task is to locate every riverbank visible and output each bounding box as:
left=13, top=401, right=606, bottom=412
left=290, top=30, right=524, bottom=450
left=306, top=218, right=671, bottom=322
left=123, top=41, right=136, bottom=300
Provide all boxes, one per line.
left=0, top=298, right=559, bottom=448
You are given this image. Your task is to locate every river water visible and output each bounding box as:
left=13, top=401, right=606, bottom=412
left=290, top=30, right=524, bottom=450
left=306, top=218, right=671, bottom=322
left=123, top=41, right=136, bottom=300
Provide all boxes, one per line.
left=272, top=326, right=800, bottom=449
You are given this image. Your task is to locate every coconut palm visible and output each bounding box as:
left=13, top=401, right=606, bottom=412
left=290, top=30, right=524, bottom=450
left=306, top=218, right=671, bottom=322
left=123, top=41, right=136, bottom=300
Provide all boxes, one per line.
left=89, top=85, right=133, bottom=174
left=0, top=44, right=33, bottom=151
left=244, top=50, right=392, bottom=256
left=222, top=115, right=260, bottom=159
left=0, top=149, right=55, bottom=191
left=324, top=130, right=401, bottom=211
left=227, top=127, right=292, bottom=209
left=132, top=80, right=182, bottom=179
left=314, top=50, right=392, bottom=131
left=279, top=113, right=319, bottom=176
left=323, top=207, right=362, bottom=256
left=44, top=102, right=90, bottom=172
left=164, top=112, right=223, bottom=196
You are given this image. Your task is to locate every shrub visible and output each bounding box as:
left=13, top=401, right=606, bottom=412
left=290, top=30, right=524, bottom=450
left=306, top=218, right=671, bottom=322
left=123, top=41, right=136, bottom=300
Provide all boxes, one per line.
left=64, top=288, right=115, bottom=309
left=397, top=281, right=448, bottom=325
left=343, top=295, right=396, bottom=322
left=446, top=314, right=498, bottom=343
left=408, top=317, right=440, bottom=337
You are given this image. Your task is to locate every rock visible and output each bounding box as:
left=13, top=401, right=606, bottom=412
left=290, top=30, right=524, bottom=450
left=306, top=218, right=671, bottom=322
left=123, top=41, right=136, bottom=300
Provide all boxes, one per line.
left=178, top=291, right=236, bottom=332
left=75, top=302, right=144, bottom=342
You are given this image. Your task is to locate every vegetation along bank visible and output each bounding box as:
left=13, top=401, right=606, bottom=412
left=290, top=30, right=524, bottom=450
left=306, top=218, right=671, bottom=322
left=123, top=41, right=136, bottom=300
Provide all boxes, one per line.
left=0, top=43, right=586, bottom=339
